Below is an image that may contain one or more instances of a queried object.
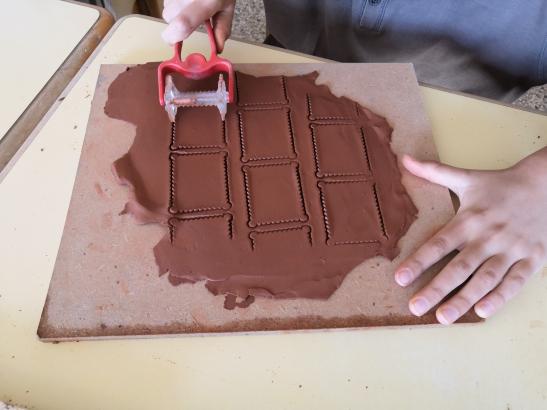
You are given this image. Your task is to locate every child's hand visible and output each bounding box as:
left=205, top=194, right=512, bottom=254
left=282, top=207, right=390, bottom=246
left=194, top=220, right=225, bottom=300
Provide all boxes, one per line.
left=395, top=146, right=547, bottom=324
left=162, top=0, right=236, bottom=52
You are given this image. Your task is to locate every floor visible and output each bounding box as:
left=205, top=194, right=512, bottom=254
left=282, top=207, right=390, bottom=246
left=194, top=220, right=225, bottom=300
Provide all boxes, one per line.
left=232, top=0, right=266, bottom=43
left=513, top=85, right=547, bottom=113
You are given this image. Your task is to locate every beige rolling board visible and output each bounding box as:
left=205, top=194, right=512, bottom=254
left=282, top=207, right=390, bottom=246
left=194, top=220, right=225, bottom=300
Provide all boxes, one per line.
left=0, top=0, right=113, bottom=174
left=0, top=15, right=546, bottom=410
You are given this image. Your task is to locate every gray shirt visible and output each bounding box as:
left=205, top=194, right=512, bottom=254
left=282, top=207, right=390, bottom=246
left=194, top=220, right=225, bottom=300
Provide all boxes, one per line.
left=263, top=0, right=547, bottom=101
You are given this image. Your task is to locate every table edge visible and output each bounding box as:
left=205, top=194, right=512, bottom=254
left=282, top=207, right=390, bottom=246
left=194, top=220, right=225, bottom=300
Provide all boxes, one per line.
left=0, top=2, right=114, bottom=176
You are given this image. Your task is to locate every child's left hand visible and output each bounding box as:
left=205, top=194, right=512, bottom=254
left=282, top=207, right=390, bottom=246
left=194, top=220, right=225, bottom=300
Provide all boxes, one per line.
left=395, top=146, right=547, bottom=324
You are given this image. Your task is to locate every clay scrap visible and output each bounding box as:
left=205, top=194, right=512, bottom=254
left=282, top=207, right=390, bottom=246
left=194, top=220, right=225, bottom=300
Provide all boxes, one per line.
left=105, top=63, right=417, bottom=308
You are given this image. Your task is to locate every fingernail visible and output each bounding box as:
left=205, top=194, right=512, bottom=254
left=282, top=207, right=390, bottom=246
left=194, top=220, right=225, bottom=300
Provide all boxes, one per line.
left=437, top=306, right=459, bottom=325
left=162, top=23, right=188, bottom=44
left=475, top=301, right=494, bottom=318
left=409, top=297, right=429, bottom=316
left=395, top=269, right=412, bottom=286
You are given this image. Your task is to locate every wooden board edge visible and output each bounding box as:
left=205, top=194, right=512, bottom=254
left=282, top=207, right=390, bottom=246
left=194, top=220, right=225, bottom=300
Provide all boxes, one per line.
left=36, top=63, right=483, bottom=342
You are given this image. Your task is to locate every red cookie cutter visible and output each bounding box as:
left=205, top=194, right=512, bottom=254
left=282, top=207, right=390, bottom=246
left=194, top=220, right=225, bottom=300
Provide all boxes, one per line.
left=157, top=20, right=235, bottom=106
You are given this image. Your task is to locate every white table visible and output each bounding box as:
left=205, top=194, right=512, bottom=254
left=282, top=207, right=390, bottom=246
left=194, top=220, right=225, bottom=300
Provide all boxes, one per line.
left=1, top=15, right=546, bottom=410
left=0, top=0, right=112, bottom=172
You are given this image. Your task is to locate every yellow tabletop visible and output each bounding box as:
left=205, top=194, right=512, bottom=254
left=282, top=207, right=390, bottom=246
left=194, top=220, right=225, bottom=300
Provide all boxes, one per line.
left=1, top=16, right=546, bottom=410
left=0, top=0, right=100, bottom=141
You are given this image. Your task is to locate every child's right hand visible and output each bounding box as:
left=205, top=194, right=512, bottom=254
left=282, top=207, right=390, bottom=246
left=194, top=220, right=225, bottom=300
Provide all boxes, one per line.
left=161, top=0, right=236, bottom=52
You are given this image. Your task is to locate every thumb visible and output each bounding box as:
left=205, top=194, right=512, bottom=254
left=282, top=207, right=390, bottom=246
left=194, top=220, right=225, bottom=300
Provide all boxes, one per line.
left=212, top=6, right=235, bottom=53
left=401, top=155, right=471, bottom=197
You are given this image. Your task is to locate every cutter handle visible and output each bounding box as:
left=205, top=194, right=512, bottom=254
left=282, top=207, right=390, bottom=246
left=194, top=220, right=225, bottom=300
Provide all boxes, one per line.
left=203, top=20, right=218, bottom=60
left=158, top=19, right=235, bottom=106
left=171, top=20, right=217, bottom=62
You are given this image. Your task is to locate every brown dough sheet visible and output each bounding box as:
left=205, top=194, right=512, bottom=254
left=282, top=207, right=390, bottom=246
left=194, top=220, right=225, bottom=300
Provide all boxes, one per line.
left=105, top=63, right=417, bottom=307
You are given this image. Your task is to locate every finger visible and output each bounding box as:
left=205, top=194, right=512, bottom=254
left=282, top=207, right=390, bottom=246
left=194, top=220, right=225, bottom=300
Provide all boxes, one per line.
left=435, top=255, right=510, bottom=324
left=395, top=217, right=466, bottom=287
left=163, top=0, right=192, bottom=23
left=401, top=155, right=471, bottom=197
left=474, top=259, right=539, bottom=318
left=162, top=19, right=192, bottom=44
left=212, top=6, right=235, bottom=52
left=162, top=0, right=223, bottom=44
left=408, top=242, right=490, bottom=317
